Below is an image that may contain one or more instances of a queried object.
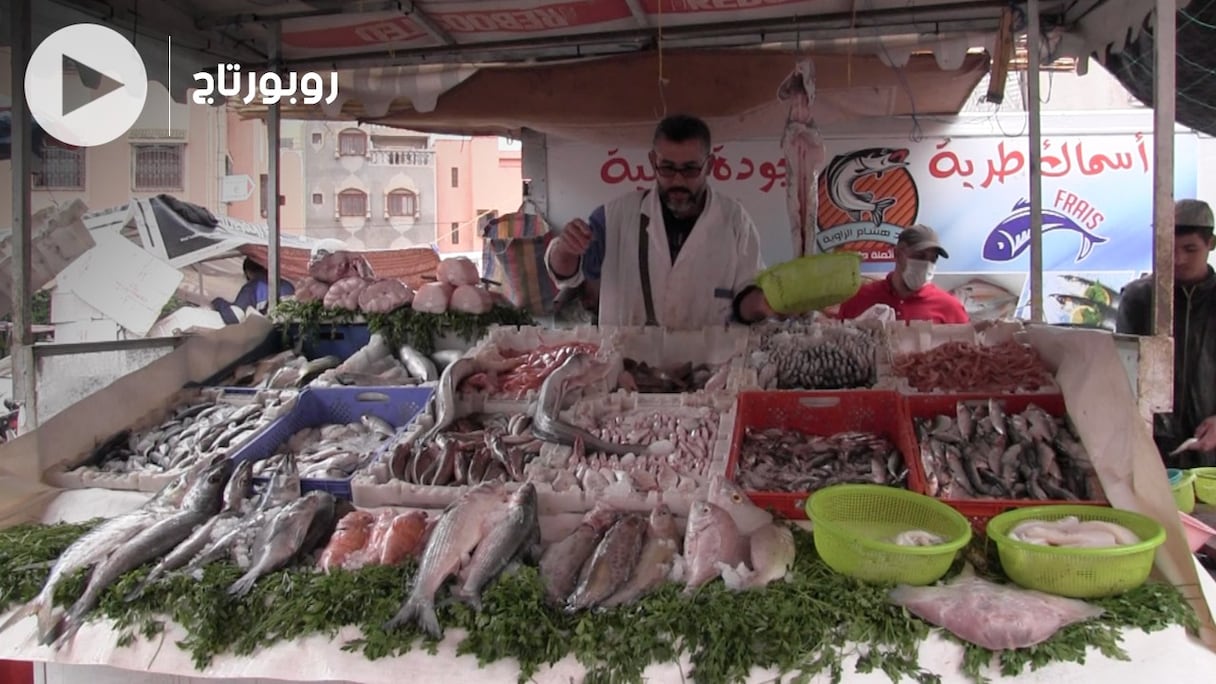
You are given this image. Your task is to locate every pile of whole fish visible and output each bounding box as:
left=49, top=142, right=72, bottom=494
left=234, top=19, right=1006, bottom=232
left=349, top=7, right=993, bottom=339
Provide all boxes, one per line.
left=4, top=454, right=340, bottom=649
left=386, top=481, right=541, bottom=636
left=617, top=358, right=730, bottom=394
left=914, top=400, right=1104, bottom=502
left=734, top=427, right=908, bottom=493
left=253, top=414, right=397, bottom=480
left=73, top=390, right=293, bottom=475
left=310, top=334, right=439, bottom=388
left=386, top=412, right=539, bottom=486
left=383, top=477, right=796, bottom=639
left=893, top=341, right=1054, bottom=394
left=749, top=322, right=879, bottom=390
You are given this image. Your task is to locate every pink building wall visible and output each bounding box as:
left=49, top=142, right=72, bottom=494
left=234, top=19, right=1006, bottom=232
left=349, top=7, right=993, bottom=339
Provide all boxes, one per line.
left=434, top=137, right=522, bottom=256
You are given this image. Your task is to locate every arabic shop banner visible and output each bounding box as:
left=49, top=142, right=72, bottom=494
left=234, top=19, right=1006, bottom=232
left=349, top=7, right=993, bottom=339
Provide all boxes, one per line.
left=546, top=132, right=1199, bottom=273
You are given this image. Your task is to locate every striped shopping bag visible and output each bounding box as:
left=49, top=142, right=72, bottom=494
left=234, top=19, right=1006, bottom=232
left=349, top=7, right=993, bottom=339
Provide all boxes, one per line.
left=483, top=208, right=558, bottom=316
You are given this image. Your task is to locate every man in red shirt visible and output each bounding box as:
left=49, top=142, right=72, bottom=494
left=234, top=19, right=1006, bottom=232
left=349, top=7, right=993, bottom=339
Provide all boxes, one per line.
left=837, top=224, right=969, bottom=324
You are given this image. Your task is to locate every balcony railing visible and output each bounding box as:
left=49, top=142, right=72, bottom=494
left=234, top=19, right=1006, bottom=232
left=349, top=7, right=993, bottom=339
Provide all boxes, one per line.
left=367, top=149, right=435, bottom=166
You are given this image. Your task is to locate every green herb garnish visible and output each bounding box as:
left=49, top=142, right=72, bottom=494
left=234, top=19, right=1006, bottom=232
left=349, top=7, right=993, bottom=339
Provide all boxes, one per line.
left=0, top=522, right=1197, bottom=683
left=272, top=300, right=533, bottom=355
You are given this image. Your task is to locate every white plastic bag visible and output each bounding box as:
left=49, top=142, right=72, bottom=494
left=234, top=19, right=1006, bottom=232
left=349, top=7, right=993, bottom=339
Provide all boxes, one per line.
left=889, top=566, right=1104, bottom=650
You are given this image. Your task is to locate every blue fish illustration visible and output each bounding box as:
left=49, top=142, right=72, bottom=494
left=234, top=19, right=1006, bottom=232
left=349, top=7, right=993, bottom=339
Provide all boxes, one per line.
left=982, top=199, right=1109, bottom=263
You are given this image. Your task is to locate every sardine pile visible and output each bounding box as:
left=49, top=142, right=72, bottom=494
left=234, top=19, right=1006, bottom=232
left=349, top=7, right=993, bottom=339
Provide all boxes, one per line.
left=252, top=415, right=397, bottom=480
left=893, top=341, right=1054, bottom=393
left=5, top=455, right=341, bottom=649
left=749, top=322, right=878, bottom=390
left=386, top=413, right=539, bottom=486
left=734, top=427, right=908, bottom=493
left=618, top=359, right=729, bottom=393
left=74, top=391, right=293, bottom=475
left=914, top=400, right=1104, bottom=502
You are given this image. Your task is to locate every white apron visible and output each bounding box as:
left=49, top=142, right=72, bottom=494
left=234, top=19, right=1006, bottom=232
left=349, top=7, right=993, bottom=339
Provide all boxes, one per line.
left=597, top=188, right=764, bottom=329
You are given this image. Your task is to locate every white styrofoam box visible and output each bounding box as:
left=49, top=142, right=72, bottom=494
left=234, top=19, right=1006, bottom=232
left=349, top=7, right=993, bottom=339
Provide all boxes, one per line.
left=50, top=290, right=106, bottom=324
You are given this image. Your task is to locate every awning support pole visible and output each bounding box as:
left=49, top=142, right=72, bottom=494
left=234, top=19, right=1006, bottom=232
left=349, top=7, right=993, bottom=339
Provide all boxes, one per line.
left=267, top=21, right=283, bottom=311
left=1152, top=0, right=1176, bottom=339
left=1027, top=0, right=1044, bottom=323
left=10, top=0, right=37, bottom=429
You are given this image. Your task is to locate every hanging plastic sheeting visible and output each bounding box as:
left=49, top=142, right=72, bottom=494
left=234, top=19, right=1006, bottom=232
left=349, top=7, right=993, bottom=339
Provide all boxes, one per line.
left=889, top=566, right=1105, bottom=650
left=777, top=60, right=827, bottom=258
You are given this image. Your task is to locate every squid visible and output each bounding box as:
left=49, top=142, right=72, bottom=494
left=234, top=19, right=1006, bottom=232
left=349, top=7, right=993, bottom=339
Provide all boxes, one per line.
left=778, top=59, right=828, bottom=258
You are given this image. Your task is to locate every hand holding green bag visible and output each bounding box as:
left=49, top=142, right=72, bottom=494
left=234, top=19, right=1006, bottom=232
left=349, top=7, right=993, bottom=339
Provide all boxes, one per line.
left=755, top=252, right=863, bottom=315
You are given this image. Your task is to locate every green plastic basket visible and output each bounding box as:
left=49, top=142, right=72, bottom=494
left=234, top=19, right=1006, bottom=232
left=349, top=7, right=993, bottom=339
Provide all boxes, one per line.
left=987, top=505, right=1165, bottom=598
left=755, top=252, right=862, bottom=315
left=1191, top=467, right=1216, bottom=505
left=806, top=484, right=972, bottom=586
left=1169, top=468, right=1197, bottom=513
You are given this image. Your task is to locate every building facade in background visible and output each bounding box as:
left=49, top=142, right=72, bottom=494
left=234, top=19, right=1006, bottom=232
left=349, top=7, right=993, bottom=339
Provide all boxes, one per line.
left=434, top=135, right=524, bottom=259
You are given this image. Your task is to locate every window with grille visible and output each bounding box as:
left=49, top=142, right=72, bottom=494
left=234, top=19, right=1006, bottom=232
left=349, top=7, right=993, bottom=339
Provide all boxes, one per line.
left=338, top=189, right=368, bottom=217
left=450, top=222, right=460, bottom=244
left=132, top=144, right=184, bottom=190
left=312, top=193, right=323, bottom=205
left=387, top=189, right=418, bottom=217
left=450, top=167, right=459, bottom=187
left=312, top=132, right=323, bottom=144
left=338, top=129, right=367, bottom=157
left=33, top=147, right=85, bottom=189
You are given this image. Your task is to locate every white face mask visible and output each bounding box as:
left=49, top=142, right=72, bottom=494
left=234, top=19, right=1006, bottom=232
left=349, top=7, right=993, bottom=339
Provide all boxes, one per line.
left=902, top=258, right=935, bottom=291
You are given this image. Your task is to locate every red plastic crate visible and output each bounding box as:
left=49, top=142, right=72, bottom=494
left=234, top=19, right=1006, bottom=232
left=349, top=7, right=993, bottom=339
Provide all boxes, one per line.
left=902, top=393, right=1109, bottom=533
left=725, top=390, right=922, bottom=519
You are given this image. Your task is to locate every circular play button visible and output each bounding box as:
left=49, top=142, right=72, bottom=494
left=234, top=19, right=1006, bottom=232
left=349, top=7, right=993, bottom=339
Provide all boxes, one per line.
left=25, top=24, right=148, bottom=148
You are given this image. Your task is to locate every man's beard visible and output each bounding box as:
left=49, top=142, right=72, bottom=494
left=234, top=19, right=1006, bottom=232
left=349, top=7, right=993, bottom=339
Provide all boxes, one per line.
left=660, top=185, right=705, bottom=219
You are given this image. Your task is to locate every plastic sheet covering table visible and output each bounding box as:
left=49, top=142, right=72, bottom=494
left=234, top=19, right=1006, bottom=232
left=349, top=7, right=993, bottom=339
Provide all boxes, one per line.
left=2, top=487, right=1216, bottom=684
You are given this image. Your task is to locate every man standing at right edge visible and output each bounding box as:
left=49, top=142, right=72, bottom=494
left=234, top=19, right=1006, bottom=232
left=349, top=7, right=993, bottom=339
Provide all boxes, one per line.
left=1117, top=199, right=1216, bottom=467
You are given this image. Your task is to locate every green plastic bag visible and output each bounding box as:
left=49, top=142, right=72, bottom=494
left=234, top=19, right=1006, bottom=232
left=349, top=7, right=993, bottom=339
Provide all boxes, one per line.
left=756, top=252, right=862, bottom=315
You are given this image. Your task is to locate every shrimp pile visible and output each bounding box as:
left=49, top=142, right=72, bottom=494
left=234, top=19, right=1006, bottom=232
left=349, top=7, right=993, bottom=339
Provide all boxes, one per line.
left=462, top=342, right=602, bottom=396
left=891, top=340, right=1053, bottom=393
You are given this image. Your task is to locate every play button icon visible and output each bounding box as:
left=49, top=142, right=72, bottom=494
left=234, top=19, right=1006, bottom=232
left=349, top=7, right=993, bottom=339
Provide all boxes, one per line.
left=25, top=24, right=148, bottom=148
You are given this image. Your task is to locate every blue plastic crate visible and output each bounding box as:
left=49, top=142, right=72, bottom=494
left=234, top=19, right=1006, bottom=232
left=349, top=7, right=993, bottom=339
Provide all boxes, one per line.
left=300, top=323, right=372, bottom=361
left=230, top=385, right=434, bottom=499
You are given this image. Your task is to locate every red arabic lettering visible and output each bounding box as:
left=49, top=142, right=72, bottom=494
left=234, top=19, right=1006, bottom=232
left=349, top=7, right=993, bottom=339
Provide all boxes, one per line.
left=1074, top=141, right=1134, bottom=175
left=736, top=157, right=755, bottom=180
left=758, top=159, right=787, bottom=192
left=1136, top=132, right=1150, bottom=173
left=648, top=0, right=804, bottom=12
left=981, top=142, right=1024, bottom=188
left=711, top=145, right=733, bottom=181
left=437, top=9, right=572, bottom=33
left=1040, top=140, right=1071, bottom=177
left=350, top=19, right=426, bottom=44
left=928, top=140, right=975, bottom=183
left=600, top=149, right=654, bottom=185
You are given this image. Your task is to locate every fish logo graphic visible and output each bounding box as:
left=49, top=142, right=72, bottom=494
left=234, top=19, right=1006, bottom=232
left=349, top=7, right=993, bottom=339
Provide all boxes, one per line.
left=816, top=147, right=919, bottom=262
left=983, top=199, right=1109, bottom=263
left=824, top=148, right=909, bottom=226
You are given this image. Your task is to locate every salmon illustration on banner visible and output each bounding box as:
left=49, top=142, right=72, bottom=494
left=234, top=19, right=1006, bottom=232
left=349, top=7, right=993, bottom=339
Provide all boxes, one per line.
left=815, top=147, right=920, bottom=262
left=778, top=58, right=826, bottom=258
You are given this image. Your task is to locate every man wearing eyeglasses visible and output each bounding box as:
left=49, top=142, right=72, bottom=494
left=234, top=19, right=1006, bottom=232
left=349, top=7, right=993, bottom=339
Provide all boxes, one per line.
left=545, top=114, right=775, bottom=328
